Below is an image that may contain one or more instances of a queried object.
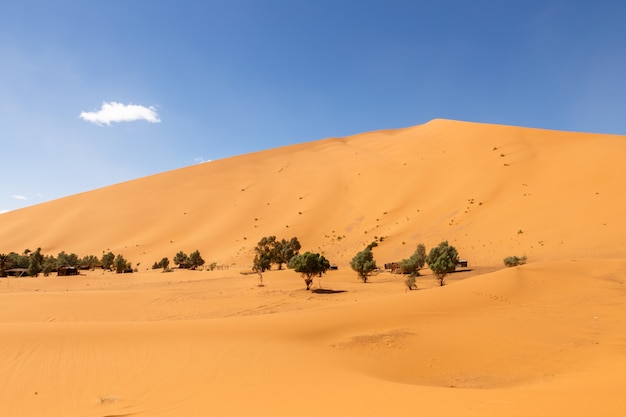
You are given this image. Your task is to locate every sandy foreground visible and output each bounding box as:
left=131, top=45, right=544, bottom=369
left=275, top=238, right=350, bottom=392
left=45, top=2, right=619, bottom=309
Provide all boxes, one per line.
left=0, top=261, right=625, bottom=417
left=0, top=119, right=625, bottom=416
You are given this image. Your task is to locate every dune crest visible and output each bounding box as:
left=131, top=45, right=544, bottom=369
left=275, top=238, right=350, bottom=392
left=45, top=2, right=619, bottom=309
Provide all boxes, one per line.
left=1, top=119, right=625, bottom=269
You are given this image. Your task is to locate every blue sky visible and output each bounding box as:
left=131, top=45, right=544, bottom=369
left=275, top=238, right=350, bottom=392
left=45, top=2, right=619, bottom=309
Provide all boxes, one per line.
left=2, top=1, right=625, bottom=213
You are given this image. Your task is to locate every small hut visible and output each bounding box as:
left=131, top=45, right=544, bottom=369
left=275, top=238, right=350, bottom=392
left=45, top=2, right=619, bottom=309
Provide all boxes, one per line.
left=57, top=266, right=79, bottom=276
left=5, top=268, right=28, bottom=277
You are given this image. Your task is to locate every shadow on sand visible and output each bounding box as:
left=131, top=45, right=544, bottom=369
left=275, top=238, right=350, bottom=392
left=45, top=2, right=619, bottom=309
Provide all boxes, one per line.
left=451, top=268, right=473, bottom=274
left=311, top=288, right=347, bottom=294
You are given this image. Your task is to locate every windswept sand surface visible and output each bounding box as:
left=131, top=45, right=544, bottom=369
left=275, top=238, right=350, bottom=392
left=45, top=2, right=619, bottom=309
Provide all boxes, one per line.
left=1, top=119, right=625, bottom=267
left=1, top=263, right=625, bottom=416
left=1, top=119, right=625, bottom=416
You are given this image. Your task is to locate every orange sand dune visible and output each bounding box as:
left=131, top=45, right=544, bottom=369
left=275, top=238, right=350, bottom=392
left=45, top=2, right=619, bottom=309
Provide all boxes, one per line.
left=0, top=119, right=625, bottom=416
left=1, top=119, right=625, bottom=267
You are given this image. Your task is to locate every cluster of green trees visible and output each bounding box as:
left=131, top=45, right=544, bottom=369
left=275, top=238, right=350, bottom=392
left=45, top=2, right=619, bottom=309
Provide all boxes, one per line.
left=252, top=236, right=302, bottom=273
left=349, top=240, right=459, bottom=288
left=152, top=249, right=210, bottom=271
left=0, top=248, right=132, bottom=277
left=251, top=235, right=461, bottom=291
left=252, top=235, right=334, bottom=289
left=152, top=257, right=170, bottom=270
left=0, top=248, right=47, bottom=277
left=106, top=252, right=133, bottom=274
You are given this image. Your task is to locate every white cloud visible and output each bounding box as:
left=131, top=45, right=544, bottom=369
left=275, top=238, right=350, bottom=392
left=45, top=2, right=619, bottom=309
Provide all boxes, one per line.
left=0, top=209, right=9, bottom=214
left=194, top=157, right=212, bottom=164
left=80, top=101, right=161, bottom=126
left=12, top=195, right=27, bottom=200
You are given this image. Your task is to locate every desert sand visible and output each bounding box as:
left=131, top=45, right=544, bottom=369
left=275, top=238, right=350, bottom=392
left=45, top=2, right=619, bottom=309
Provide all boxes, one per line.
left=0, top=119, right=625, bottom=416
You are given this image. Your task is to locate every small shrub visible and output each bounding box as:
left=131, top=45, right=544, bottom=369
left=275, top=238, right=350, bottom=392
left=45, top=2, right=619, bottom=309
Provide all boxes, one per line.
left=504, top=256, right=527, bottom=267
left=405, top=274, right=417, bottom=291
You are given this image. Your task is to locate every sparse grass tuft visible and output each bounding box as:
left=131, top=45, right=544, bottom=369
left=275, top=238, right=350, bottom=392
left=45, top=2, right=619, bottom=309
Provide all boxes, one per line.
left=405, top=274, right=417, bottom=290
left=99, top=395, right=117, bottom=404
left=504, top=256, right=527, bottom=267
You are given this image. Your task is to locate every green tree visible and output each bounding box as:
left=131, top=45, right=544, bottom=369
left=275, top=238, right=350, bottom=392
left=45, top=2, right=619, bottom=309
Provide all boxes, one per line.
left=28, top=257, right=41, bottom=277
left=101, top=252, right=115, bottom=270
left=27, top=248, right=44, bottom=277
left=152, top=257, right=170, bottom=270
left=350, top=247, right=377, bottom=283
left=80, top=255, right=100, bottom=270
left=426, top=241, right=459, bottom=286
left=188, top=250, right=205, bottom=269
left=254, top=236, right=277, bottom=268
left=114, top=254, right=129, bottom=274
left=275, top=237, right=301, bottom=270
left=288, top=252, right=330, bottom=290
left=252, top=236, right=302, bottom=272
left=252, top=252, right=272, bottom=275
left=57, top=251, right=79, bottom=268
left=399, top=243, right=426, bottom=276
left=0, top=253, right=8, bottom=277
left=42, top=255, right=56, bottom=276
left=8, top=251, right=28, bottom=269
left=252, top=236, right=276, bottom=276
left=31, top=248, right=44, bottom=265
left=173, top=251, right=189, bottom=268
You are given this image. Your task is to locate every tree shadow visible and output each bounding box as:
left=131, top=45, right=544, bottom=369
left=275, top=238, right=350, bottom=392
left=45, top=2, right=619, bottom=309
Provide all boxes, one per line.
left=311, top=288, right=347, bottom=294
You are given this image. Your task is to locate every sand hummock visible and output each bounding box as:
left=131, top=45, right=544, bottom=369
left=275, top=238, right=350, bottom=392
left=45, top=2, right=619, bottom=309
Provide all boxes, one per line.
left=0, top=119, right=625, bottom=416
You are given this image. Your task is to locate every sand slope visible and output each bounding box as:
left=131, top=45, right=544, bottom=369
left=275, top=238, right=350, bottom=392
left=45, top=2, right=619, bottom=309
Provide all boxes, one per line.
left=1, top=119, right=625, bottom=267
left=0, top=119, right=625, bottom=416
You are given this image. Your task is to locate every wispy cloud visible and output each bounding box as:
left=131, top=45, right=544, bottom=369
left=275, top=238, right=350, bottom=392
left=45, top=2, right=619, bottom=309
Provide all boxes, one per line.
left=194, top=157, right=212, bottom=164
left=12, top=195, right=27, bottom=200
left=80, top=101, right=161, bottom=126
